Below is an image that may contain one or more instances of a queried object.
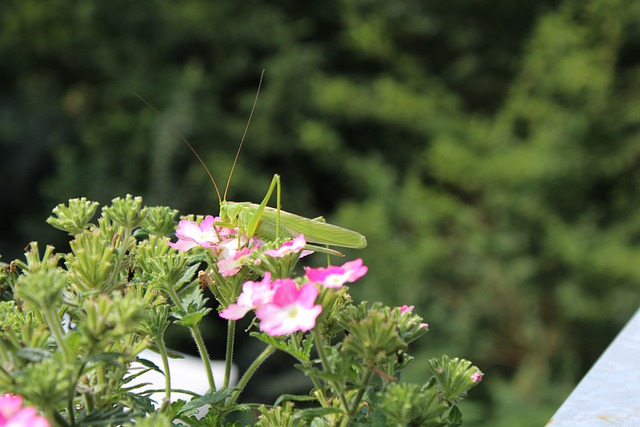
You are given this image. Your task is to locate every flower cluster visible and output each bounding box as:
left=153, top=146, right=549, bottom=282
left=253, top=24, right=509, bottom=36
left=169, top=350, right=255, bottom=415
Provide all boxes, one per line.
left=168, top=215, right=262, bottom=276
left=0, top=394, right=49, bottom=427
left=168, top=216, right=368, bottom=336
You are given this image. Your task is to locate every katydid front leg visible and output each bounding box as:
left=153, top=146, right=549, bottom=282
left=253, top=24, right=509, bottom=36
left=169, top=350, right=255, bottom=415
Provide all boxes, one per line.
left=246, top=174, right=281, bottom=240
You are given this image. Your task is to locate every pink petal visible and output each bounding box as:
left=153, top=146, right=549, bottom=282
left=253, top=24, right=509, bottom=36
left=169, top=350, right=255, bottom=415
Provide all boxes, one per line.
left=471, top=372, right=484, bottom=383
left=397, top=305, right=414, bottom=314
left=168, top=239, right=199, bottom=251
left=6, top=407, right=51, bottom=427
left=296, top=283, right=320, bottom=307
left=219, top=304, right=253, bottom=320
left=256, top=303, right=321, bottom=336
left=0, top=394, right=22, bottom=419
left=305, top=259, right=368, bottom=288
left=270, top=279, right=301, bottom=306
left=264, top=235, right=307, bottom=257
left=255, top=281, right=322, bottom=336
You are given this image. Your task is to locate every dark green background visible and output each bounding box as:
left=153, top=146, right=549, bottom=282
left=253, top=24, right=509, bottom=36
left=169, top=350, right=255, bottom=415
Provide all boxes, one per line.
left=2, top=0, right=640, bottom=425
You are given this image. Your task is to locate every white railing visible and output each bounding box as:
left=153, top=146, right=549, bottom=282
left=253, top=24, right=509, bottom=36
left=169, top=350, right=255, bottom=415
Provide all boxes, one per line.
left=546, top=307, right=640, bottom=426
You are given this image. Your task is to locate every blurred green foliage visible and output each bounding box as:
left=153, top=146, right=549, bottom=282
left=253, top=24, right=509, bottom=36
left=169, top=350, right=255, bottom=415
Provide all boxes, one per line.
left=2, top=0, right=640, bottom=425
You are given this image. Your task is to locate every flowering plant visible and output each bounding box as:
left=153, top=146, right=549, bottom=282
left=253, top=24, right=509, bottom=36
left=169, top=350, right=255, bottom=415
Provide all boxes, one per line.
left=0, top=195, right=482, bottom=426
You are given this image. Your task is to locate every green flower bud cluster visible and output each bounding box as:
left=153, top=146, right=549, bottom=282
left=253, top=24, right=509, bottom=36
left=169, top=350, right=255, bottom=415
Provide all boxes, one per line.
left=47, top=198, right=100, bottom=235
left=371, top=355, right=483, bottom=426
left=342, top=309, right=408, bottom=366
left=375, top=382, right=449, bottom=426
left=0, top=195, right=186, bottom=424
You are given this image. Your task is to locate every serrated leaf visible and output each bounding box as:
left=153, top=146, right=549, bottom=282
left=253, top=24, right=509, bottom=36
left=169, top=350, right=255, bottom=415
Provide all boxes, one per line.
left=447, top=406, right=463, bottom=427
left=177, top=388, right=236, bottom=417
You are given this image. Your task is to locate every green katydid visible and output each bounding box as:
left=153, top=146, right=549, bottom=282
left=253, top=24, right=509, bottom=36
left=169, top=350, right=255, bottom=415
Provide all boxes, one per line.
left=145, top=72, right=367, bottom=252
left=217, top=174, right=367, bottom=250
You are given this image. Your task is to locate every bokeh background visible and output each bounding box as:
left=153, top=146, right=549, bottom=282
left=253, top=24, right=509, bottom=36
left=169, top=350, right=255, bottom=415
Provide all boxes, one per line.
left=2, top=0, right=640, bottom=425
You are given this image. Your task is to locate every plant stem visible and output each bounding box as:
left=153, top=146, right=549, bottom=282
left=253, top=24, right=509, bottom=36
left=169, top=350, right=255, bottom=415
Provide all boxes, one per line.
left=108, top=227, right=131, bottom=291
left=0, top=342, right=13, bottom=381
left=224, top=320, right=236, bottom=388
left=155, top=338, right=172, bottom=410
left=66, top=398, right=76, bottom=427
left=229, top=345, right=275, bottom=405
left=341, top=369, right=374, bottom=427
left=165, top=286, right=216, bottom=391
left=190, top=325, right=216, bottom=391
left=42, top=308, right=70, bottom=362
left=52, top=410, right=72, bottom=427
left=313, top=328, right=350, bottom=413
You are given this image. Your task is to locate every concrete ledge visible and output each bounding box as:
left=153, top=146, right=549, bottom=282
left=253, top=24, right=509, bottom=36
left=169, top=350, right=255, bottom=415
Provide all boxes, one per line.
left=546, top=307, right=640, bottom=426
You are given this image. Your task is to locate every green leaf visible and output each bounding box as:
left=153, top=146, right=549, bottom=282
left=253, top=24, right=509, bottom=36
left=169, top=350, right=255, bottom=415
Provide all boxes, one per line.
left=177, top=388, right=236, bottom=417
left=447, top=406, right=463, bottom=427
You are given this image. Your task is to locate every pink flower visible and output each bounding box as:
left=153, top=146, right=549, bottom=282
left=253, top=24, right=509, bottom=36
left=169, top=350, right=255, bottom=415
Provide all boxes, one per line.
left=217, top=239, right=262, bottom=277
left=393, top=305, right=429, bottom=329
left=168, top=216, right=230, bottom=251
left=471, top=372, right=484, bottom=383
left=304, top=258, right=368, bottom=288
left=397, top=305, right=414, bottom=314
left=215, top=235, right=256, bottom=259
left=255, top=281, right=322, bottom=336
left=0, top=394, right=50, bottom=427
left=264, top=235, right=311, bottom=258
left=220, top=273, right=275, bottom=320
left=0, top=394, right=22, bottom=420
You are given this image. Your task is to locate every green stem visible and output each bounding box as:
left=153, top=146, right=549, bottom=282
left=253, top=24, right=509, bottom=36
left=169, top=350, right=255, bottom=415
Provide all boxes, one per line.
left=0, top=366, right=11, bottom=383
left=42, top=308, right=70, bottom=362
left=165, top=286, right=216, bottom=391
left=70, top=361, right=88, bottom=424
left=108, top=227, right=131, bottom=290
left=190, top=325, right=216, bottom=391
left=155, top=338, right=172, bottom=410
left=81, top=393, right=92, bottom=415
left=52, top=410, right=72, bottom=427
left=66, top=398, right=76, bottom=427
left=0, top=341, right=13, bottom=380
left=313, top=328, right=350, bottom=413
left=341, top=369, right=374, bottom=427
left=229, top=345, right=275, bottom=404
left=224, top=320, right=236, bottom=388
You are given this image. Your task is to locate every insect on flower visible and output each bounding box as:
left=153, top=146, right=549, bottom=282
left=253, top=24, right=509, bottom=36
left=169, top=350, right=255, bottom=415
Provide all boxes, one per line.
left=143, top=71, right=366, bottom=257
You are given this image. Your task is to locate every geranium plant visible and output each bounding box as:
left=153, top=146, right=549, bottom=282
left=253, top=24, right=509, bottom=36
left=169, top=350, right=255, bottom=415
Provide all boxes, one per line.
left=0, top=195, right=482, bottom=426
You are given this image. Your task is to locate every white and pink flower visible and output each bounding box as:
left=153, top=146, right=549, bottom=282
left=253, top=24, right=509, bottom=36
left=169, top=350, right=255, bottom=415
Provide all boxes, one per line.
left=255, top=280, right=322, bottom=336
left=263, top=235, right=312, bottom=258
left=168, top=216, right=233, bottom=251
left=219, top=273, right=275, bottom=320
left=304, top=258, right=368, bottom=288
left=220, top=274, right=323, bottom=336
